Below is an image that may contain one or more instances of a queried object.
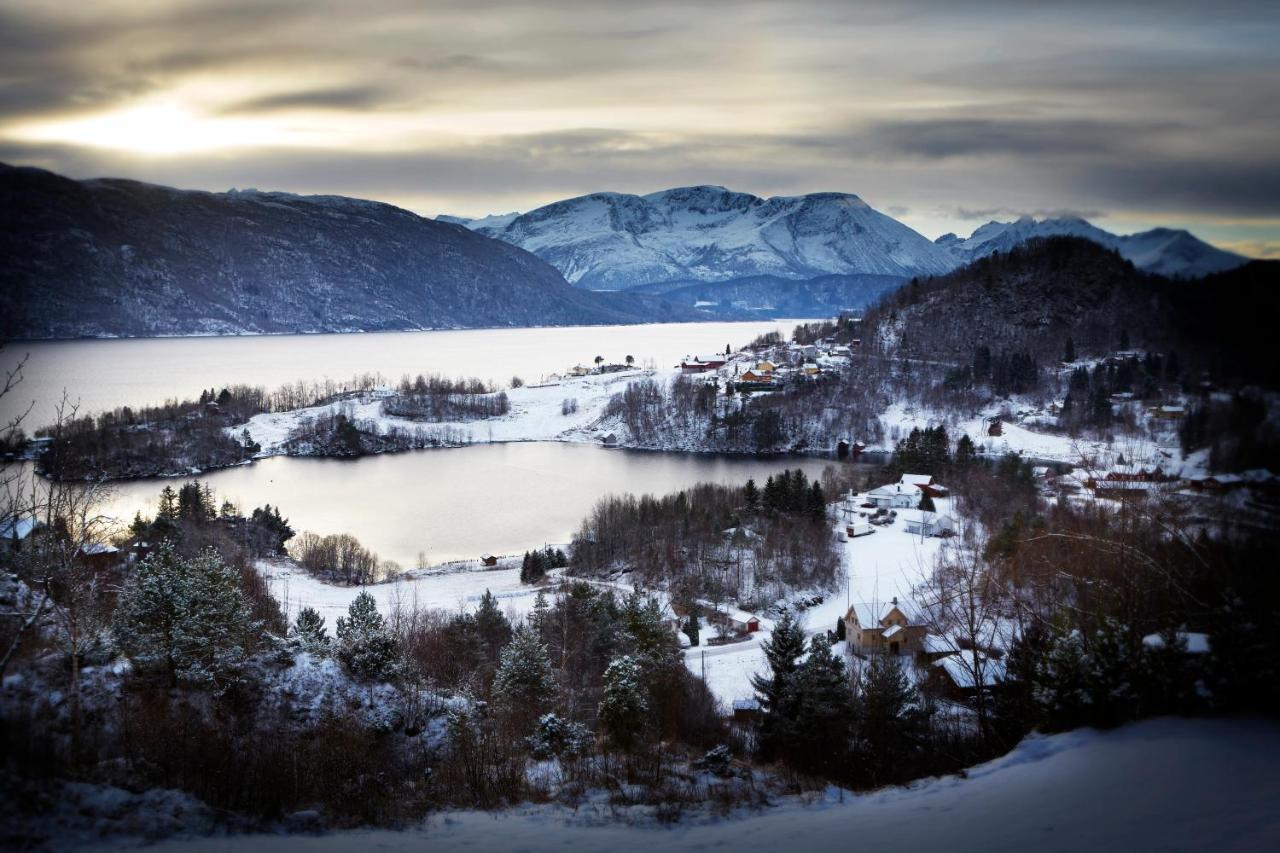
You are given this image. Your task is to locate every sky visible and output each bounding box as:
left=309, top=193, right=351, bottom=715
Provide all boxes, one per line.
left=2, top=0, right=1277, bottom=256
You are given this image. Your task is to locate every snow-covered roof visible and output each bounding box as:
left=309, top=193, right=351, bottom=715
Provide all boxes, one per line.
left=0, top=517, right=37, bottom=540
left=899, top=473, right=933, bottom=486
left=882, top=624, right=904, bottom=639
left=848, top=599, right=915, bottom=629
left=1142, top=632, right=1211, bottom=655
left=903, top=510, right=953, bottom=526
left=868, top=482, right=917, bottom=497
left=933, top=653, right=1006, bottom=688
left=732, top=698, right=761, bottom=711
left=921, top=633, right=958, bottom=655
left=79, top=542, right=119, bottom=555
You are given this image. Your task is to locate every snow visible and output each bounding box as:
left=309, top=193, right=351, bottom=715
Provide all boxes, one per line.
left=688, top=496, right=954, bottom=708
left=235, top=367, right=665, bottom=456
left=257, top=558, right=552, bottom=624
left=1143, top=631, right=1212, bottom=655
left=96, top=717, right=1280, bottom=852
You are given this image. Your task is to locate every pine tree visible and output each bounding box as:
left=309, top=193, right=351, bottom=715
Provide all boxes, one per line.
left=918, top=492, right=936, bottom=512
left=807, top=481, right=827, bottom=522
left=526, top=712, right=592, bottom=760
left=493, top=628, right=557, bottom=731
left=954, top=434, right=977, bottom=469
left=1063, top=336, right=1076, bottom=363
left=598, top=655, right=647, bottom=750
left=743, top=478, right=759, bottom=512
left=112, top=544, right=254, bottom=690
left=335, top=591, right=401, bottom=681
left=289, top=606, right=330, bottom=655
left=156, top=486, right=178, bottom=522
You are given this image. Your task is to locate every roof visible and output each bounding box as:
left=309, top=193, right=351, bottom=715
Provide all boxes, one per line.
left=899, top=473, right=933, bottom=486
left=0, top=517, right=38, bottom=540
left=732, top=698, right=761, bottom=711
left=882, top=624, right=904, bottom=639
left=480, top=553, right=495, bottom=560
left=848, top=599, right=917, bottom=629
left=933, top=653, right=1006, bottom=688
left=921, top=633, right=959, bottom=655
left=868, top=482, right=917, bottom=498
left=79, top=542, right=119, bottom=555
left=1142, top=632, right=1211, bottom=654
left=903, top=510, right=953, bottom=526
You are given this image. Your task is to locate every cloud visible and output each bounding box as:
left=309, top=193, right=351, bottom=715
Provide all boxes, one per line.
left=217, top=85, right=403, bottom=114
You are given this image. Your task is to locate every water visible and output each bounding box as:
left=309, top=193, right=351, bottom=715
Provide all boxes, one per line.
left=1, top=320, right=852, bottom=566
left=1, top=320, right=809, bottom=429
left=94, top=443, right=861, bottom=567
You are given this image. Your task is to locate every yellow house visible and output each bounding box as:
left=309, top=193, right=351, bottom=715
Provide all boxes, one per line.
left=755, top=360, right=777, bottom=374
left=844, top=598, right=926, bottom=656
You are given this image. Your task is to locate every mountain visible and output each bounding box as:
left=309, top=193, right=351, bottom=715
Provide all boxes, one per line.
left=0, top=164, right=721, bottom=340
left=938, top=216, right=1246, bottom=279
left=444, top=186, right=957, bottom=290
left=869, top=236, right=1275, bottom=381
left=623, top=273, right=907, bottom=317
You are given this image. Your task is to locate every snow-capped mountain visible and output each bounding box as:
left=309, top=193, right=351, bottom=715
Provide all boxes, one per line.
left=444, top=186, right=958, bottom=290
left=938, top=216, right=1246, bottom=279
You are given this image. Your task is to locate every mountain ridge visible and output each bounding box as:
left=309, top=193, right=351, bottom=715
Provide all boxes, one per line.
left=445, top=188, right=1247, bottom=289
left=0, top=164, right=726, bottom=340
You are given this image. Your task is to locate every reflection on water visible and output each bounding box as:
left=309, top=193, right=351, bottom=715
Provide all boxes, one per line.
left=97, top=443, right=871, bottom=567
left=2, top=320, right=812, bottom=428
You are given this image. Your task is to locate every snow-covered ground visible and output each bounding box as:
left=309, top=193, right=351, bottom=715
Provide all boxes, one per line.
left=689, top=495, right=953, bottom=708
left=236, top=368, right=664, bottom=455
left=257, top=558, right=555, bottom=625
left=101, top=716, right=1280, bottom=852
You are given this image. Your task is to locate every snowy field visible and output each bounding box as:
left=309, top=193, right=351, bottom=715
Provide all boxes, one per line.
left=258, top=558, right=551, bottom=625
left=103, top=717, right=1280, bottom=852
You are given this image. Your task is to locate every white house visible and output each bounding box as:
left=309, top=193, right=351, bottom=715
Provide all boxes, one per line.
left=867, top=482, right=920, bottom=509
left=903, top=510, right=955, bottom=537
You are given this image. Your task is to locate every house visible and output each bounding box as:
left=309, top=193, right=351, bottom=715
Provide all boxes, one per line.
left=76, top=541, right=121, bottom=572
left=600, top=432, right=618, bottom=447
left=844, top=598, right=927, bottom=656
left=1, top=515, right=39, bottom=551
left=902, top=510, right=955, bottom=537
left=1150, top=404, right=1187, bottom=421
left=801, top=361, right=820, bottom=376
left=480, top=553, right=498, bottom=567
left=680, top=355, right=726, bottom=373
left=987, top=417, right=1004, bottom=437
left=867, top=482, right=920, bottom=509
left=1031, top=466, right=1057, bottom=483
left=900, top=473, right=949, bottom=498
left=731, top=698, right=762, bottom=723
left=755, top=360, right=777, bottom=374
left=739, top=369, right=773, bottom=384
left=569, top=364, right=590, bottom=376
left=928, top=652, right=1006, bottom=700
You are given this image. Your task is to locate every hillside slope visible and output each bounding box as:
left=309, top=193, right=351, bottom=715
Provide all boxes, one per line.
left=0, top=164, right=714, bottom=339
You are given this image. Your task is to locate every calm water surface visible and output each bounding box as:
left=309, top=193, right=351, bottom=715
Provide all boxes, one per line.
left=2, top=320, right=810, bottom=428
left=98, top=443, right=862, bottom=567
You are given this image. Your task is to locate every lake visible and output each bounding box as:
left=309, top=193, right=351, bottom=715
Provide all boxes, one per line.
left=96, top=443, right=861, bottom=567
left=2, top=320, right=856, bottom=566
left=1, top=320, right=811, bottom=429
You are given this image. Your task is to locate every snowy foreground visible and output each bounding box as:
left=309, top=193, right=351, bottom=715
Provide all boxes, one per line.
left=102, top=717, right=1279, bottom=852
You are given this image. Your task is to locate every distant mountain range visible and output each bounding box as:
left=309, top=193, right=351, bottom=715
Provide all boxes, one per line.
left=0, top=164, right=729, bottom=340
left=934, top=216, right=1244, bottom=279
left=443, top=187, right=1248, bottom=307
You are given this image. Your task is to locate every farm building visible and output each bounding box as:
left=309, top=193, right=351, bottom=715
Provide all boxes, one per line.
left=903, top=510, right=955, bottom=537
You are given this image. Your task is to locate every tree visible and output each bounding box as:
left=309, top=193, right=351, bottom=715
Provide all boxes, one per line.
left=493, top=629, right=557, bottom=732
left=751, top=610, right=806, bottom=758
left=112, top=544, right=254, bottom=690
left=594, top=355, right=604, bottom=369
left=787, top=635, right=853, bottom=775
left=289, top=606, right=330, bottom=655
left=954, top=434, right=977, bottom=469
left=625, top=354, right=634, bottom=367
left=1119, top=328, right=1130, bottom=351
left=156, top=486, right=178, bottom=522
left=682, top=605, right=701, bottom=647
left=1063, top=336, right=1076, bottom=364
left=743, top=478, right=759, bottom=512
left=474, top=589, right=514, bottom=666
left=855, top=655, right=925, bottom=786
left=335, top=591, right=401, bottom=681
left=598, top=655, right=647, bottom=750
left=918, top=492, right=936, bottom=512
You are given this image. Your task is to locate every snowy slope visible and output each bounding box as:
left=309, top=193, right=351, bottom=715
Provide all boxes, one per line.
left=444, top=186, right=957, bottom=290
left=117, top=717, right=1280, bottom=852
left=940, top=215, right=1246, bottom=278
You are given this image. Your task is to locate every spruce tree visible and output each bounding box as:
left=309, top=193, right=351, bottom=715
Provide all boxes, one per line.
left=493, top=628, right=557, bottom=730
left=1064, top=336, right=1076, bottom=363
left=751, top=610, right=807, bottom=758
left=856, top=654, right=925, bottom=786
left=918, top=492, right=936, bottom=512
left=743, top=478, right=759, bottom=512
left=598, top=655, right=647, bottom=750
left=290, top=606, right=330, bottom=655
left=474, top=589, right=514, bottom=665
left=112, top=544, right=254, bottom=690
left=788, top=635, right=853, bottom=775
left=335, top=591, right=401, bottom=681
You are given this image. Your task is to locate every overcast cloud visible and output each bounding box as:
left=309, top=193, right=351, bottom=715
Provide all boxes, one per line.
left=2, top=0, right=1276, bottom=254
